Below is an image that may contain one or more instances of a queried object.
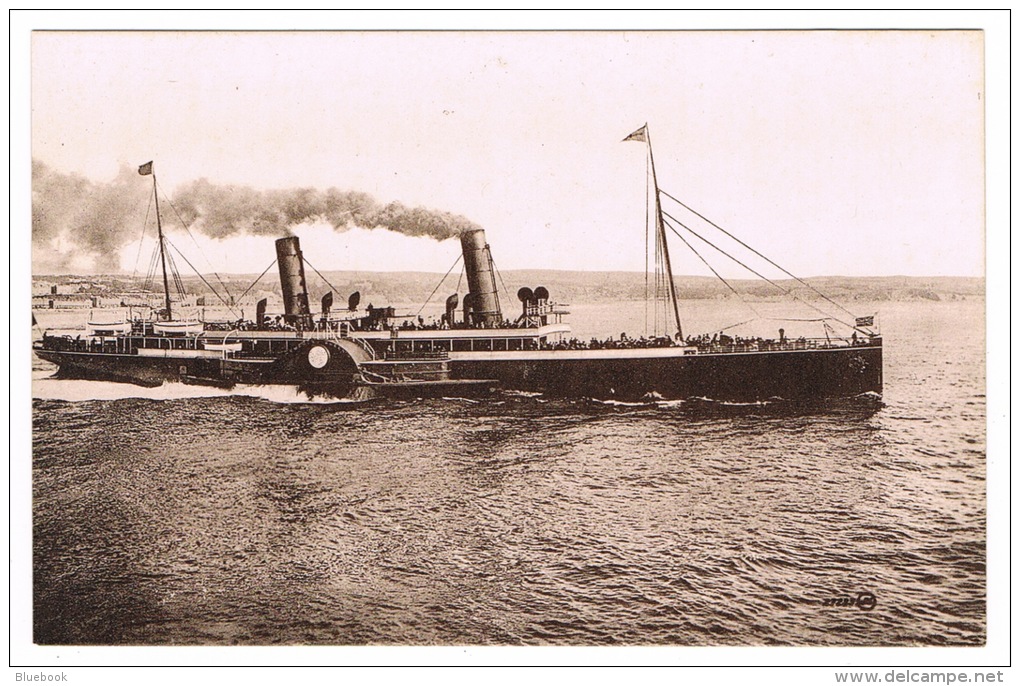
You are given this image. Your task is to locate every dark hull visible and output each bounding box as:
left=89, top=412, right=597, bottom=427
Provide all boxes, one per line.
left=35, top=349, right=185, bottom=388
left=35, top=344, right=882, bottom=403
left=450, top=345, right=883, bottom=402
left=34, top=348, right=358, bottom=398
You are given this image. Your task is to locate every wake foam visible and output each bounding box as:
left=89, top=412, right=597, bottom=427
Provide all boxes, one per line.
left=31, top=374, right=365, bottom=405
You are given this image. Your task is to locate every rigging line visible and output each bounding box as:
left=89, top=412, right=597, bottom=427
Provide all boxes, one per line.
left=719, top=317, right=761, bottom=333
left=658, top=219, right=669, bottom=335
left=146, top=253, right=158, bottom=293
left=661, top=214, right=762, bottom=320
left=663, top=209, right=851, bottom=329
left=660, top=209, right=852, bottom=330
left=149, top=240, right=166, bottom=293
left=301, top=256, right=345, bottom=301
left=489, top=253, right=514, bottom=314
left=164, top=252, right=187, bottom=305
left=165, top=248, right=188, bottom=299
left=659, top=188, right=857, bottom=318
left=416, top=254, right=463, bottom=317
left=157, top=181, right=236, bottom=302
left=235, top=259, right=277, bottom=304
left=132, top=192, right=154, bottom=279
left=163, top=247, right=185, bottom=298
left=158, top=182, right=236, bottom=302
left=149, top=182, right=230, bottom=309
left=144, top=242, right=160, bottom=291
left=162, top=235, right=238, bottom=313
left=822, top=320, right=834, bottom=344
left=766, top=316, right=833, bottom=322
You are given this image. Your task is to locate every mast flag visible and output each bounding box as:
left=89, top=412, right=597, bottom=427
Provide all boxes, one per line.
left=622, top=125, right=648, bottom=143
left=138, top=161, right=153, bottom=176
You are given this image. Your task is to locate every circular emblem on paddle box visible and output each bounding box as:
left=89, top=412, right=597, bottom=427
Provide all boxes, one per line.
left=307, top=345, right=330, bottom=369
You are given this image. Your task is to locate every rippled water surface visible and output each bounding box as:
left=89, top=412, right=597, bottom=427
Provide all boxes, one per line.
left=31, top=301, right=985, bottom=645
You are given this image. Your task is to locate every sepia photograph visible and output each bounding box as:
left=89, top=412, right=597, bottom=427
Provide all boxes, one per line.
left=13, top=13, right=1006, bottom=677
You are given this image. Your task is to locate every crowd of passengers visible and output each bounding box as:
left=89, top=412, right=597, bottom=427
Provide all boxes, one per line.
left=341, top=312, right=539, bottom=332
left=685, top=332, right=803, bottom=349
left=535, top=331, right=831, bottom=352
left=540, top=334, right=678, bottom=350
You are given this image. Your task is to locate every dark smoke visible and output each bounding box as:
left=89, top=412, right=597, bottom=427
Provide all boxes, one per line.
left=32, top=160, right=481, bottom=272
left=32, top=160, right=150, bottom=272
left=172, top=179, right=478, bottom=241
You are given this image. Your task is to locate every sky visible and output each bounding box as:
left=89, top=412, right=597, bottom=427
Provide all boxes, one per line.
left=28, top=25, right=986, bottom=279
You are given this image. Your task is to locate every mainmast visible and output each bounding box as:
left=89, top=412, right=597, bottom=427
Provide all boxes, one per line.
left=624, top=125, right=683, bottom=339
left=139, top=161, right=172, bottom=320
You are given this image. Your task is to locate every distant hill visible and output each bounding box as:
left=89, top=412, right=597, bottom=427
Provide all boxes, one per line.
left=34, top=271, right=985, bottom=306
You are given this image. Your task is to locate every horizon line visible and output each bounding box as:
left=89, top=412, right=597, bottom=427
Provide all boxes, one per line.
left=30, top=270, right=988, bottom=280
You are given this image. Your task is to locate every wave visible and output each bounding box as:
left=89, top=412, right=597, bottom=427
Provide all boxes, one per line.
left=502, top=389, right=545, bottom=398
left=590, top=398, right=661, bottom=407
left=30, top=372, right=887, bottom=412
left=693, top=396, right=777, bottom=407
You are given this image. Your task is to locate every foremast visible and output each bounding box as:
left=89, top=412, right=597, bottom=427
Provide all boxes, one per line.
left=138, top=161, right=172, bottom=320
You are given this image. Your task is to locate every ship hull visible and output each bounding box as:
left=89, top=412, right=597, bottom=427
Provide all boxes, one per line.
left=35, top=344, right=882, bottom=403
left=35, top=349, right=185, bottom=388
left=34, top=348, right=358, bottom=398
left=448, top=344, right=882, bottom=402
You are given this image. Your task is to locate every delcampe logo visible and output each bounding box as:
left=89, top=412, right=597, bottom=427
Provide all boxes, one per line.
left=823, top=592, right=877, bottom=611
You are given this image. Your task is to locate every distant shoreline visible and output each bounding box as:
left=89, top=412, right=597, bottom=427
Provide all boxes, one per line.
left=31, top=272, right=985, bottom=307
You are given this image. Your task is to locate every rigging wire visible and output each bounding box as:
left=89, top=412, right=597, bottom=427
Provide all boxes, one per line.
left=143, top=243, right=160, bottom=293
left=302, top=256, right=345, bottom=302
left=235, top=259, right=277, bottom=304
left=489, top=254, right=514, bottom=316
left=767, top=316, right=835, bottom=322
left=157, top=181, right=237, bottom=303
left=164, top=248, right=188, bottom=300
left=416, top=254, right=463, bottom=317
left=718, top=316, right=760, bottom=333
left=162, top=235, right=239, bottom=314
left=661, top=208, right=857, bottom=330
left=660, top=214, right=763, bottom=321
left=131, top=193, right=154, bottom=279
left=822, top=320, right=835, bottom=344
left=659, top=188, right=857, bottom=319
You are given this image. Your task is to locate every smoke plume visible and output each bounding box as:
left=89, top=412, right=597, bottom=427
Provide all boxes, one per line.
left=32, top=160, right=151, bottom=272
left=32, top=160, right=481, bottom=273
left=171, top=179, right=479, bottom=241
